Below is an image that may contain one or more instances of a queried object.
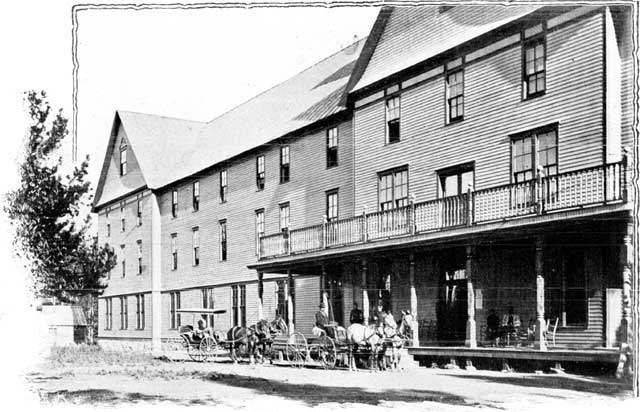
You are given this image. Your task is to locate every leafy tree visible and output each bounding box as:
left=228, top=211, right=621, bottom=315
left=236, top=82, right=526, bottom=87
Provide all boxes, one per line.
left=4, top=90, right=116, bottom=307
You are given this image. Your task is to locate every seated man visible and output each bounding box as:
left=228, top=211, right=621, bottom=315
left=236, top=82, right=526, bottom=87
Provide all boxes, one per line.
left=193, top=317, right=213, bottom=341
left=313, top=303, right=333, bottom=338
left=349, top=302, right=364, bottom=325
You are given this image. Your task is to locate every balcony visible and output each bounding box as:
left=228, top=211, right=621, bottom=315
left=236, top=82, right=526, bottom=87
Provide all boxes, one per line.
left=258, top=161, right=628, bottom=260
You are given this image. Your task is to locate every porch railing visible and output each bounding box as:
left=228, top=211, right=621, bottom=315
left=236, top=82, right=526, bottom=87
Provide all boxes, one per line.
left=259, top=160, right=628, bottom=260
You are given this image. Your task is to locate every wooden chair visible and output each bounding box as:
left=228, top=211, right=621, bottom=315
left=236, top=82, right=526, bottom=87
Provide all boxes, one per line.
left=544, top=318, right=558, bottom=347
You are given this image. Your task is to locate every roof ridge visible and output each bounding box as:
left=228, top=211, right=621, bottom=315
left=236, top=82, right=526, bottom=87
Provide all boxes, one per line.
left=205, top=37, right=368, bottom=124
left=117, top=109, right=207, bottom=124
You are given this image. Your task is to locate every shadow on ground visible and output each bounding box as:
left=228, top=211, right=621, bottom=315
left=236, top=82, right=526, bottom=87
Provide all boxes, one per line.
left=452, top=373, right=632, bottom=397
left=40, top=389, right=220, bottom=406
left=199, top=372, right=502, bottom=408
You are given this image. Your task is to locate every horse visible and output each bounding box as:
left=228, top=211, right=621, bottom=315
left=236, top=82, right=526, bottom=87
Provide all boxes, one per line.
left=397, top=310, right=415, bottom=341
left=251, top=317, right=288, bottom=363
left=345, top=323, right=383, bottom=372
left=226, top=325, right=259, bottom=364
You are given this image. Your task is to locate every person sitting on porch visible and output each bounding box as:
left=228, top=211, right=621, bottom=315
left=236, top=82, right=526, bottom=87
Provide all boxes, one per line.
left=374, top=303, right=385, bottom=327
left=313, top=303, right=333, bottom=338
left=500, top=306, right=521, bottom=345
left=349, top=302, right=364, bottom=325
left=486, top=309, right=499, bottom=346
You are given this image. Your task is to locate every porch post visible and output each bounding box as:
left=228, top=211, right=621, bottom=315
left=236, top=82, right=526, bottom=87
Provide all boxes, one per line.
left=409, top=253, right=419, bottom=347
left=362, top=259, right=369, bottom=326
left=321, top=265, right=329, bottom=315
left=465, top=245, right=477, bottom=348
left=287, top=269, right=294, bottom=334
left=257, top=272, right=264, bottom=320
left=535, top=236, right=547, bottom=350
left=620, top=219, right=633, bottom=346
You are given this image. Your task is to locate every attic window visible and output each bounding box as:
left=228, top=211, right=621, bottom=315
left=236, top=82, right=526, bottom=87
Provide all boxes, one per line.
left=439, top=6, right=454, bottom=13
left=119, top=145, right=128, bottom=176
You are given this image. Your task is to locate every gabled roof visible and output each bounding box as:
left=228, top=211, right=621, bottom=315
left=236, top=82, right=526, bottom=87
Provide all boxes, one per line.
left=350, top=5, right=543, bottom=93
left=94, top=39, right=366, bottom=209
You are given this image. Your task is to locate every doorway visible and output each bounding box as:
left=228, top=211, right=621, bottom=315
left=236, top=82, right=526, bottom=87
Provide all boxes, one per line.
left=437, top=248, right=468, bottom=345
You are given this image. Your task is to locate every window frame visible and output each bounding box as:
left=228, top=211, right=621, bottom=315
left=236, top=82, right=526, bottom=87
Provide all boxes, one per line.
left=255, top=209, right=265, bottom=255
left=325, top=189, right=339, bottom=222
left=256, top=155, right=265, bottom=190
left=219, top=220, right=227, bottom=261
left=171, top=189, right=178, bottom=218
left=326, top=127, right=338, bottom=168
left=120, top=204, right=125, bottom=232
left=192, top=181, right=200, bottom=212
left=232, top=285, right=239, bottom=327
left=120, top=296, right=128, bottom=330
left=192, top=227, right=200, bottom=266
left=279, top=202, right=290, bottom=231
left=445, top=68, right=465, bottom=124
left=437, top=162, right=475, bottom=198
left=105, top=298, right=112, bottom=330
left=106, top=223, right=111, bottom=238
left=137, top=240, right=143, bottom=275
left=171, top=233, right=178, bottom=270
left=510, top=124, right=558, bottom=183
left=170, top=292, right=181, bottom=329
left=219, top=170, right=228, bottom=203
left=136, top=294, right=145, bottom=330
left=119, top=145, right=127, bottom=176
left=280, top=146, right=290, bottom=184
left=136, top=197, right=142, bottom=226
left=120, top=244, right=126, bottom=277
left=202, top=288, right=215, bottom=328
left=522, top=33, right=547, bottom=100
left=385, top=95, right=401, bottom=144
left=377, top=166, right=409, bottom=211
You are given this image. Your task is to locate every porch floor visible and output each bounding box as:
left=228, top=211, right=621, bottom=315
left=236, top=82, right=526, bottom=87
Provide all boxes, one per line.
left=407, top=345, right=620, bottom=364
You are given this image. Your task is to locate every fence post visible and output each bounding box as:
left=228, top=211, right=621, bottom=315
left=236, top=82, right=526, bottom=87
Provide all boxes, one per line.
left=466, top=184, right=473, bottom=226
left=623, top=147, right=630, bottom=202
left=362, top=205, right=368, bottom=243
left=535, top=166, right=544, bottom=215
left=321, top=215, right=328, bottom=249
left=409, top=193, right=416, bottom=235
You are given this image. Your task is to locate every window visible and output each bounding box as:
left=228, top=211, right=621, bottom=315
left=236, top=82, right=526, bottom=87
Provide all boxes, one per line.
left=119, top=145, right=127, bottom=176
left=280, top=146, right=290, bottom=183
left=136, top=294, right=145, bottom=330
left=192, top=227, right=200, bottom=266
left=170, top=292, right=181, bottom=329
left=523, top=36, right=546, bottom=98
left=378, top=168, right=409, bottom=210
left=105, top=298, right=112, bottom=330
left=120, top=296, right=128, bottom=329
left=438, top=163, right=474, bottom=197
left=256, top=155, right=265, bottom=190
left=326, top=127, right=338, bottom=167
left=171, top=189, right=178, bottom=218
left=137, top=240, right=143, bottom=275
left=220, top=170, right=228, bottom=203
left=106, top=223, right=111, bottom=238
left=446, top=69, right=464, bottom=122
left=120, top=245, right=126, bottom=277
left=255, top=209, right=264, bottom=255
left=326, top=190, right=338, bottom=222
left=219, top=220, right=227, bottom=261
left=171, top=234, right=178, bottom=270
left=232, top=285, right=246, bottom=327
left=192, top=181, right=200, bottom=211
left=202, top=288, right=215, bottom=328
left=385, top=96, right=401, bottom=143
left=511, top=127, right=558, bottom=183
left=276, top=280, right=286, bottom=319
left=279, top=203, right=290, bottom=231
left=136, top=197, right=142, bottom=226
left=120, top=204, right=125, bottom=232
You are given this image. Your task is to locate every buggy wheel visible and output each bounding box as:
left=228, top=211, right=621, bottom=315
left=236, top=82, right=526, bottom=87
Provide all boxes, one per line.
left=286, top=332, right=307, bottom=368
left=318, top=336, right=337, bottom=369
left=187, top=343, right=205, bottom=362
left=199, top=336, right=217, bottom=361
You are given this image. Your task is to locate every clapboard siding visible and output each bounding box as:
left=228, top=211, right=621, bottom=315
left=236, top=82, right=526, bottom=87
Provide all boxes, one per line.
left=160, top=118, right=354, bottom=292
left=616, top=6, right=634, bottom=149
left=354, top=13, right=605, bottom=210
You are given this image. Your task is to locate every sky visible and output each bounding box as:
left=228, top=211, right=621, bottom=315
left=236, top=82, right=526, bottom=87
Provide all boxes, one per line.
left=0, top=0, right=378, bottom=401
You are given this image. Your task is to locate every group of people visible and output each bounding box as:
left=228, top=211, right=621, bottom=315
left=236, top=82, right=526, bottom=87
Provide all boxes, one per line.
left=314, top=301, right=398, bottom=337
left=486, top=306, right=523, bottom=345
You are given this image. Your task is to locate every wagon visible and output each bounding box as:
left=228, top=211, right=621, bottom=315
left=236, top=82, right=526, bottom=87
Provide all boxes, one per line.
left=177, top=308, right=227, bottom=362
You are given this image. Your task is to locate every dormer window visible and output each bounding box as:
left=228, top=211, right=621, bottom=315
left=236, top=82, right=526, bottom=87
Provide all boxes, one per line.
left=119, top=142, right=128, bottom=176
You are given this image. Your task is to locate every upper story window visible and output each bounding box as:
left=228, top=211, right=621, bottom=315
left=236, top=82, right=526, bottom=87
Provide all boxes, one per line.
left=220, top=170, right=228, bottom=203
left=171, top=189, right=178, bottom=218
left=219, top=220, right=227, bottom=261
left=192, top=227, right=200, bottom=266
left=119, top=144, right=127, bottom=176
left=379, top=167, right=408, bottom=211
left=280, top=146, right=290, bottom=184
left=192, top=181, right=200, bottom=211
left=279, top=203, right=290, bottom=231
left=523, top=36, right=546, bottom=98
left=326, top=190, right=338, bottom=222
left=171, top=233, right=178, bottom=270
left=137, top=240, right=143, bottom=275
left=255, top=209, right=264, bottom=255
left=120, top=204, right=125, bottom=232
left=136, top=197, right=142, bottom=226
left=120, top=244, right=126, bottom=277
left=385, top=96, right=401, bottom=144
left=511, top=126, right=558, bottom=183
left=446, top=69, right=464, bottom=123
left=106, top=223, right=111, bottom=238
left=438, top=163, right=474, bottom=197
left=256, top=156, right=265, bottom=190
left=326, top=127, right=338, bottom=168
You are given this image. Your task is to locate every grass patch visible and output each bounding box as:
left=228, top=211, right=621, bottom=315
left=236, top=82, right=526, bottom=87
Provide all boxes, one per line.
left=46, top=345, right=159, bottom=368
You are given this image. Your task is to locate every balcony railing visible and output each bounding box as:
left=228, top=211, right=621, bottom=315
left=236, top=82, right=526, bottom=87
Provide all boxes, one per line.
left=258, top=161, right=628, bottom=260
